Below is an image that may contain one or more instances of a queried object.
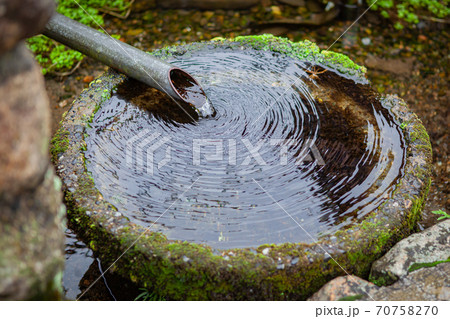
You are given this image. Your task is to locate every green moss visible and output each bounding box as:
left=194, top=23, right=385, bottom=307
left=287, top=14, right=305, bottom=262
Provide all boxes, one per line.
left=50, top=127, right=70, bottom=163
left=406, top=178, right=431, bottom=230
left=368, top=179, right=431, bottom=286
left=232, top=35, right=366, bottom=77
left=338, top=166, right=430, bottom=283
left=409, top=124, right=432, bottom=154
left=76, top=174, right=98, bottom=199
left=333, top=214, right=395, bottom=278
left=431, top=209, right=450, bottom=220
left=400, top=121, right=408, bottom=130
left=135, top=288, right=166, bottom=301
left=370, top=276, right=390, bottom=287
left=338, top=294, right=363, bottom=301
left=367, top=0, right=450, bottom=29
left=56, top=162, right=432, bottom=299
left=151, top=35, right=365, bottom=78
left=408, top=257, right=450, bottom=273
left=0, top=169, right=65, bottom=300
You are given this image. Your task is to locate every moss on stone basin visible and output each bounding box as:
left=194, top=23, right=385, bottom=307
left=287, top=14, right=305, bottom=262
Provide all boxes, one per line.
left=52, top=35, right=432, bottom=300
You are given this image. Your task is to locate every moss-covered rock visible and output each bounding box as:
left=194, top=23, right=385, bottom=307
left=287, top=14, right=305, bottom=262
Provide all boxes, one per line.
left=0, top=33, right=65, bottom=299
left=52, top=36, right=432, bottom=300
left=309, top=262, right=449, bottom=301
left=370, top=220, right=450, bottom=285
left=153, top=34, right=367, bottom=79
left=0, top=167, right=66, bottom=300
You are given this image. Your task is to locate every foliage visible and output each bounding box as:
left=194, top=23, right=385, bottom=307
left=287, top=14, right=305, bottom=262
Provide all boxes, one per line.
left=134, top=288, right=165, bottom=301
left=408, top=257, right=450, bottom=272
left=338, top=294, right=363, bottom=301
left=366, top=0, right=450, bottom=29
left=27, top=0, right=130, bottom=75
left=431, top=209, right=450, bottom=220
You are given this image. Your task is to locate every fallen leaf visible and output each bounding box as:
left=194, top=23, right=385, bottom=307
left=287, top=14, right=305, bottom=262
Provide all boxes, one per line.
left=83, top=75, right=94, bottom=83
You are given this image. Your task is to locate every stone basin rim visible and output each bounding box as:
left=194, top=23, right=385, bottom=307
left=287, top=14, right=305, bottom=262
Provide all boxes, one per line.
left=53, top=36, right=432, bottom=300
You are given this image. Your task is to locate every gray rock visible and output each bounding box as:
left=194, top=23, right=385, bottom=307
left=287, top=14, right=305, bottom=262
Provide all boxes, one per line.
left=361, top=37, right=371, bottom=46
left=308, top=275, right=378, bottom=301
left=0, top=0, right=55, bottom=53
left=0, top=43, right=50, bottom=198
left=0, top=0, right=65, bottom=300
left=370, top=220, right=450, bottom=285
left=309, top=262, right=450, bottom=301
left=0, top=167, right=66, bottom=300
left=310, top=221, right=450, bottom=301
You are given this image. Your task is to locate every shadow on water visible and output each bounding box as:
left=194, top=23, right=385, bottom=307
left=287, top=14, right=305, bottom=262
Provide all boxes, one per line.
left=63, top=228, right=141, bottom=301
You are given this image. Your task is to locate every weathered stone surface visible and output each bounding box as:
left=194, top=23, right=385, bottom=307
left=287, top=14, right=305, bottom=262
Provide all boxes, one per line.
left=308, top=275, right=377, bottom=301
left=0, top=51, right=65, bottom=299
left=0, top=0, right=55, bottom=53
left=309, top=262, right=450, bottom=301
left=0, top=43, right=51, bottom=198
left=310, top=221, right=450, bottom=301
left=0, top=167, right=66, bottom=300
left=370, top=220, right=450, bottom=285
left=0, top=0, right=64, bottom=300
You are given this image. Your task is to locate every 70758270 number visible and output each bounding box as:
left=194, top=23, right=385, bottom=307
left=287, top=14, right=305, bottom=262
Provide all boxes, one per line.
left=376, top=306, right=438, bottom=316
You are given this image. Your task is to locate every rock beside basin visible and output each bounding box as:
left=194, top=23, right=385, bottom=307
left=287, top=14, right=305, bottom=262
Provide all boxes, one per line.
left=309, top=262, right=449, bottom=301
left=309, top=220, right=450, bottom=301
left=0, top=0, right=55, bottom=54
left=0, top=0, right=65, bottom=300
left=370, top=219, right=450, bottom=286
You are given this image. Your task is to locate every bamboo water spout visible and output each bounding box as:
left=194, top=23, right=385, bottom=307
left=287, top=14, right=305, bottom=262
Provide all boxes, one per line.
left=43, top=13, right=214, bottom=117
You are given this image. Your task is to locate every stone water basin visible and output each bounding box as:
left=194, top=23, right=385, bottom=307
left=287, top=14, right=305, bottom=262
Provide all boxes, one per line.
left=53, top=35, right=432, bottom=300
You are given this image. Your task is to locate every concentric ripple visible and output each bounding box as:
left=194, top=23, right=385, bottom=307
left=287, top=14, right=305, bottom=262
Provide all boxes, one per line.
left=85, top=48, right=405, bottom=249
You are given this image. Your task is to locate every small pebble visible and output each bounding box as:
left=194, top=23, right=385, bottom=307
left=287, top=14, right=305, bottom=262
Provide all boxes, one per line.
left=262, top=248, right=270, bottom=255
left=361, top=37, right=371, bottom=46
left=83, top=75, right=94, bottom=83
left=417, top=35, right=427, bottom=42
left=271, top=6, right=282, bottom=17
left=324, top=2, right=335, bottom=11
